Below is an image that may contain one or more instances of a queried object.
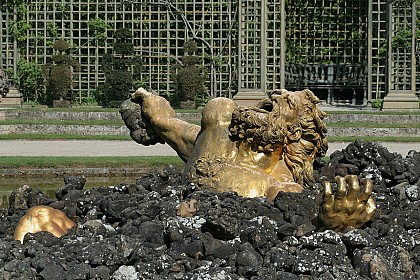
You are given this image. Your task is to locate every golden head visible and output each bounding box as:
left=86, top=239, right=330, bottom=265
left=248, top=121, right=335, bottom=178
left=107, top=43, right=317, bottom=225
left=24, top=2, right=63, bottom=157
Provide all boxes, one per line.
left=229, top=89, right=328, bottom=188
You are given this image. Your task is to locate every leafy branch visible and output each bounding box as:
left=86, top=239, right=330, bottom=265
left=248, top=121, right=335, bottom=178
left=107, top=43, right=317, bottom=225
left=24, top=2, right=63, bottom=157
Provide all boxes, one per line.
left=8, top=4, right=32, bottom=49
left=88, top=18, right=111, bottom=44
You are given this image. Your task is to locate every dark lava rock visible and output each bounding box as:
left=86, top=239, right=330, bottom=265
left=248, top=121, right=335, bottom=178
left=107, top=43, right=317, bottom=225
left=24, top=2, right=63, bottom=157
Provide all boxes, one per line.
left=56, top=176, right=86, bottom=200
left=8, top=184, right=32, bottom=211
left=0, top=146, right=419, bottom=279
left=406, top=185, right=420, bottom=201
left=353, top=245, right=415, bottom=279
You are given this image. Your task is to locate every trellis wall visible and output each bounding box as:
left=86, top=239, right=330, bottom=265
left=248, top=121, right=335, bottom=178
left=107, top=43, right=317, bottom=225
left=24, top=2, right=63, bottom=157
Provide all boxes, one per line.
left=387, top=0, right=416, bottom=92
left=370, top=0, right=388, bottom=99
left=266, top=0, right=284, bottom=91
left=1, top=0, right=418, bottom=104
left=285, top=0, right=367, bottom=65
left=238, top=0, right=264, bottom=91
left=283, top=0, right=369, bottom=103
left=0, top=5, right=15, bottom=79
left=0, top=0, right=238, bottom=102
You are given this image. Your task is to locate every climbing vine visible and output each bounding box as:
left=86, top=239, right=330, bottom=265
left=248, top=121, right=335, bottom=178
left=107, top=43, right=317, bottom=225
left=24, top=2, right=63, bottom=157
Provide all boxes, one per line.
left=8, top=4, right=32, bottom=52
left=88, top=18, right=110, bottom=46
left=392, top=28, right=413, bottom=50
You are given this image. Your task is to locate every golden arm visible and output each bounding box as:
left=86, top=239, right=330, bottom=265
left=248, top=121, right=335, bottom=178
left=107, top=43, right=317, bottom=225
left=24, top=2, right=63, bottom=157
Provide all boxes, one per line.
left=131, top=88, right=200, bottom=162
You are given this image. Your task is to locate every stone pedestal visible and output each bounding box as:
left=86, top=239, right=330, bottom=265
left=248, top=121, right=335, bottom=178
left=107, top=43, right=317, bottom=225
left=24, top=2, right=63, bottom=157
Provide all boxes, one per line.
left=233, top=91, right=267, bottom=107
left=382, top=91, right=419, bottom=110
left=0, top=88, right=22, bottom=108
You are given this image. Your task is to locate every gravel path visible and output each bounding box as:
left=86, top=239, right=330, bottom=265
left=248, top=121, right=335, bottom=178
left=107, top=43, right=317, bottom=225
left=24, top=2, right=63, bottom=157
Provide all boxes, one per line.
left=0, top=140, right=178, bottom=157
left=1, top=140, right=420, bottom=157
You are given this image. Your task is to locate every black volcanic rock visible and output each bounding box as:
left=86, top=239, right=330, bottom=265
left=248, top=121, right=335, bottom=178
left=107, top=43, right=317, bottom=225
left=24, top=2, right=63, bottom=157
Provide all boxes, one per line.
left=55, top=176, right=86, bottom=200
left=0, top=146, right=419, bottom=279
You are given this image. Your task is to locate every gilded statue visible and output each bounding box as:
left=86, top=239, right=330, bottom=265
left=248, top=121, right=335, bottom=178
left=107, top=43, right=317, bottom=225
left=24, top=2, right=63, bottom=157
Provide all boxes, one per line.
left=13, top=88, right=376, bottom=243
left=121, top=88, right=376, bottom=231
left=122, top=88, right=326, bottom=199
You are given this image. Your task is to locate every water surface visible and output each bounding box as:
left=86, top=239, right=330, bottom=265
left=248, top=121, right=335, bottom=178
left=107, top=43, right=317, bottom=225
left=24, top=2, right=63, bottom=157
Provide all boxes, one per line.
left=0, top=176, right=139, bottom=209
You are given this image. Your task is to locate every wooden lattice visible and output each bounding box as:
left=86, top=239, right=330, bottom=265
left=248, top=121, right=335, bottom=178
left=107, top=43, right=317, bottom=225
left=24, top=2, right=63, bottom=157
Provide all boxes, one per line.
left=388, top=0, right=415, bottom=92
left=1, top=0, right=238, bottom=102
left=0, top=5, right=14, bottom=78
left=0, top=0, right=417, bottom=104
left=238, top=0, right=263, bottom=91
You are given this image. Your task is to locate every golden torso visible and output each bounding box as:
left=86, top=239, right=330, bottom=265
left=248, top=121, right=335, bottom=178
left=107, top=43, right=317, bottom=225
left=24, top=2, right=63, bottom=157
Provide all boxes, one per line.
left=183, top=98, right=301, bottom=200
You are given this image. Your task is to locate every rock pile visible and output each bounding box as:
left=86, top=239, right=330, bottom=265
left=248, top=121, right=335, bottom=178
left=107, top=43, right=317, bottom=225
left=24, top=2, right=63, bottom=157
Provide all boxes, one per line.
left=0, top=140, right=419, bottom=279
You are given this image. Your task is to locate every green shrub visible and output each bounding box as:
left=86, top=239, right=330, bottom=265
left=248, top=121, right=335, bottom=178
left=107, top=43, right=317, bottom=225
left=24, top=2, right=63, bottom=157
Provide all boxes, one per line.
left=371, top=99, right=383, bottom=109
left=73, top=96, right=99, bottom=107
left=172, top=41, right=207, bottom=107
left=7, top=59, right=45, bottom=103
left=101, top=28, right=142, bottom=107
left=45, top=40, right=80, bottom=103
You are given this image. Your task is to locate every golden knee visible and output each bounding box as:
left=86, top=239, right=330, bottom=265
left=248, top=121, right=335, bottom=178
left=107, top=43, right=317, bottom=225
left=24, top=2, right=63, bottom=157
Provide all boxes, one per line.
left=14, top=206, right=76, bottom=244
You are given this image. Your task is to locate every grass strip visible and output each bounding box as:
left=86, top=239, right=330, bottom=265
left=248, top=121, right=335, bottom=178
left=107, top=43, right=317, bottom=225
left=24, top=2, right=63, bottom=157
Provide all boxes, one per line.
left=2, top=119, right=420, bottom=128
left=0, top=156, right=184, bottom=169
left=325, top=110, right=420, bottom=115
left=12, top=107, right=198, bottom=113
left=11, top=106, right=420, bottom=115
left=0, top=119, right=125, bottom=126
left=327, top=122, right=420, bottom=128
left=15, top=107, right=118, bottom=112
left=327, top=136, right=420, bottom=142
left=0, top=134, right=132, bottom=140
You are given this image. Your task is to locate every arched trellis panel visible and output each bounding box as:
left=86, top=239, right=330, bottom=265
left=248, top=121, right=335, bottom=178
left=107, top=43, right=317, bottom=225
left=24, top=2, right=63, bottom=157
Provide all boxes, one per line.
left=235, top=0, right=418, bottom=108
left=382, top=0, right=419, bottom=109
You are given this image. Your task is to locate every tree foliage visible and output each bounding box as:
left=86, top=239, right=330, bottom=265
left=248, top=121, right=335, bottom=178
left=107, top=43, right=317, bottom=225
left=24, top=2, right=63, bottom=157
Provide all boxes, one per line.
left=45, top=40, right=80, bottom=101
left=6, top=59, right=45, bottom=103
left=172, top=41, right=207, bottom=107
left=101, top=28, right=142, bottom=107
left=88, top=18, right=110, bottom=45
left=8, top=4, right=32, bottom=51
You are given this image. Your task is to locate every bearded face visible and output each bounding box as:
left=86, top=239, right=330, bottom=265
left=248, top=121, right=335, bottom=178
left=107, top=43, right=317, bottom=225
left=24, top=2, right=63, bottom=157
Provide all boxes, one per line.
left=229, top=91, right=302, bottom=154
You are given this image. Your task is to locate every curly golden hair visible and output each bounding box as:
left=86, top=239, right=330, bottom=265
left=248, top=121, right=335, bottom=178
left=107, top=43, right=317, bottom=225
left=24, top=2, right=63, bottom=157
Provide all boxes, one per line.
left=229, top=89, right=328, bottom=188
left=280, top=89, right=328, bottom=188
left=228, top=106, right=288, bottom=154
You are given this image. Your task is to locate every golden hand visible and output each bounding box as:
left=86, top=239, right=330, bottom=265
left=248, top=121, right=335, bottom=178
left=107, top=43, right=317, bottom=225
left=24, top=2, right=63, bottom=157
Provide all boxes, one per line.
left=319, top=175, right=376, bottom=232
left=131, top=87, right=152, bottom=103
left=131, top=87, right=176, bottom=120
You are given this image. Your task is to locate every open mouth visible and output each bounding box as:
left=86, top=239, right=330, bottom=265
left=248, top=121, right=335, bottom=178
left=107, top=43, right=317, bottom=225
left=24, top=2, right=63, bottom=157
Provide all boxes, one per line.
left=254, top=98, right=274, bottom=113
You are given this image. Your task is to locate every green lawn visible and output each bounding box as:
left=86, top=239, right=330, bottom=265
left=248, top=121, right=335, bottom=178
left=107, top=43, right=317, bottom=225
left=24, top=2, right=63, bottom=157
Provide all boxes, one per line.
left=0, top=119, right=125, bottom=126
left=0, top=134, right=132, bottom=140
left=10, top=106, right=198, bottom=113
left=11, top=105, right=420, bottom=115
left=15, top=107, right=118, bottom=112
left=327, top=122, right=420, bottom=128
left=326, top=110, right=420, bottom=115
left=0, top=156, right=184, bottom=169
left=327, top=136, right=420, bottom=142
